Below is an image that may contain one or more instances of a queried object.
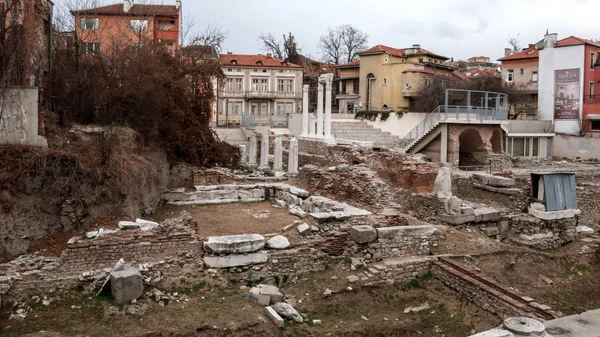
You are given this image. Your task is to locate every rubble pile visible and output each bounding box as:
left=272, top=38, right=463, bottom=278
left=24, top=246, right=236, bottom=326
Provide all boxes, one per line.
left=153, top=211, right=196, bottom=236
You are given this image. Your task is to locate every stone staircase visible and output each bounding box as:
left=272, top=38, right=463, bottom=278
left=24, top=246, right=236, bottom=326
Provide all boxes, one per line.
left=212, top=128, right=249, bottom=147
left=331, top=120, right=402, bottom=148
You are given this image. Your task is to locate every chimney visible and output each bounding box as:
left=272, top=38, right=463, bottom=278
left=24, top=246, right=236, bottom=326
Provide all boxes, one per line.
left=504, top=48, right=511, bottom=57
left=123, top=0, right=133, bottom=13
left=227, top=52, right=232, bottom=55
left=412, top=44, right=421, bottom=48
left=176, top=0, right=181, bottom=10
left=528, top=44, right=535, bottom=49
left=544, top=32, right=558, bottom=49
left=266, top=53, right=272, bottom=58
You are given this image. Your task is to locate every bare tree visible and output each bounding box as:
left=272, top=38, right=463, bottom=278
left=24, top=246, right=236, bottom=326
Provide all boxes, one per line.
left=318, top=27, right=343, bottom=65
left=340, top=24, right=368, bottom=64
left=508, top=34, right=522, bottom=54
left=258, top=32, right=299, bottom=62
left=189, top=23, right=228, bottom=52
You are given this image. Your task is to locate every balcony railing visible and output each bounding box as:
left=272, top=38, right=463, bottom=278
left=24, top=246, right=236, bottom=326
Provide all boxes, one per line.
left=220, top=90, right=302, bottom=100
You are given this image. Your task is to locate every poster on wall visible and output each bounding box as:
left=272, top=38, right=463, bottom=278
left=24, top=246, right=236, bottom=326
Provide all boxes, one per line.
left=554, top=68, right=580, bottom=120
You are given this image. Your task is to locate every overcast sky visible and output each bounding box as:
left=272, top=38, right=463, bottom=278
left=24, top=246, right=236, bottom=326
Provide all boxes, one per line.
left=55, top=0, right=599, bottom=62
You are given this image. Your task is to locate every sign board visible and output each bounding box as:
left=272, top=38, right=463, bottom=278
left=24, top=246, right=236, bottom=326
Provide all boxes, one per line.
left=554, top=68, right=580, bottom=120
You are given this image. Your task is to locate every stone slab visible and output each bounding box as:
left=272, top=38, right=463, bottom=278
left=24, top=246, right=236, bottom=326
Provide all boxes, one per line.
left=265, top=306, right=285, bottom=327
left=267, top=235, right=290, bottom=249
left=440, top=214, right=476, bottom=225
left=474, top=208, right=501, bottom=222
left=472, top=173, right=515, bottom=187
left=529, top=207, right=580, bottom=220
left=350, top=226, right=378, bottom=244
left=110, top=267, right=143, bottom=304
left=204, top=251, right=268, bottom=268
left=204, top=234, right=265, bottom=254
left=461, top=206, right=475, bottom=215
left=377, top=226, right=436, bottom=239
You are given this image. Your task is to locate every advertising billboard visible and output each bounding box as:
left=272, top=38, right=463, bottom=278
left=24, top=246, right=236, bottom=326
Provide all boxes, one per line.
left=554, top=68, right=580, bottom=120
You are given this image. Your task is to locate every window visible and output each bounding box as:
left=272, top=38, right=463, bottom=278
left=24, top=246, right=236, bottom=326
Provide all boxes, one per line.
left=278, top=79, right=284, bottom=92
left=425, top=78, right=430, bottom=86
left=591, top=52, right=596, bottom=70
left=130, top=19, right=148, bottom=32
left=418, top=58, right=423, bottom=63
left=520, top=68, right=524, bottom=75
left=532, top=71, right=538, bottom=82
left=251, top=79, right=259, bottom=91
left=507, top=69, right=514, bottom=82
left=384, top=58, right=389, bottom=63
left=260, top=79, right=268, bottom=91
left=226, top=78, right=234, bottom=91
left=590, top=81, right=595, bottom=99
left=383, top=77, right=388, bottom=85
left=80, top=18, right=98, bottom=30
left=286, top=79, right=293, bottom=92
left=158, top=19, right=176, bottom=31
left=82, top=42, right=100, bottom=55
left=591, top=120, right=600, bottom=131
left=404, top=83, right=409, bottom=89
left=235, top=78, right=242, bottom=91
left=353, top=81, right=359, bottom=94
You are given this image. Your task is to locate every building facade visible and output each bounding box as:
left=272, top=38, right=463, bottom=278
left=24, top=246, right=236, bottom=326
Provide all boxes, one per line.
left=498, top=44, right=540, bottom=95
left=218, top=52, right=303, bottom=126
left=466, top=56, right=495, bottom=71
left=350, top=44, right=454, bottom=112
left=538, top=34, right=600, bottom=135
left=72, top=0, right=181, bottom=55
left=334, top=60, right=360, bottom=113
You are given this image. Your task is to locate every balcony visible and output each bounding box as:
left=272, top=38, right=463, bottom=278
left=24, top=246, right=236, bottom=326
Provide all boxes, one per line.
left=220, top=90, right=302, bottom=100
left=402, top=88, right=419, bottom=97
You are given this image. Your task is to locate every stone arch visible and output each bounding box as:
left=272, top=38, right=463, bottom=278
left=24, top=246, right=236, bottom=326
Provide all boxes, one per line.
left=491, top=129, right=502, bottom=153
left=459, top=128, right=487, bottom=168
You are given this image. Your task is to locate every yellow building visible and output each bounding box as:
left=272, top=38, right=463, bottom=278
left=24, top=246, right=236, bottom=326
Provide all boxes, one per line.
left=337, top=44, right=455, bottom=112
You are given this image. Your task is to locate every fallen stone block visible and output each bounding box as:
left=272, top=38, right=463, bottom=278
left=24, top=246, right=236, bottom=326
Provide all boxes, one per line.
left=244, top=292, right=271, bottom=306
left=118, top=221, right=140, bottom=230
left=403, top=303, right=430, bottom=313
left=474, top=208, right=501, bottom=222
left=350, top=225, right=378, bottom=244
left=347, top=275, right=359, bottom=283
left=289, top=205, right=307, bottom=218
left=110, top=266, right=144, bottom=304
left=440, top=214, right=475, bottom=225
left=297, top=223, right=311, bottom=236
left=577, top=226, right=595, bottom=236
left=135, top=218, right=159, bottom=231
left=265, top=306, right=285, bottom=328
left=496, top=187, right=521, bottom=195
left=272, top=302, right=303, bottom=323
left=251, top=284, right=284, bottom=304
left=529, top=207, right=580, bottom=220
left=204, top=234, right=266, bottom=254
left=472, top=173, right=515, bottom=187
left=482, top=226, right=500, bottom=237
left=473, top=182, right=499, bottom=193
left=309, top=212, right=333, bottom=223
left=204, top=251, right=268, bottom=268
left=444, top=196, right=461, bottom=215
left=267, top=235, right=290, bottom=249
left=461, top=206, right=475, bottom=215
left=289, top=186, right=310, bottom=198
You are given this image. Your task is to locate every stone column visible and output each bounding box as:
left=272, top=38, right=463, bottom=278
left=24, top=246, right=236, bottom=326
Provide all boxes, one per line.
left=259, top=132, right=270, bottom=170
left=288, top=137, right=299, bottom=175
left=273, top=137, right=283, bottom=171
left=324, top=81, right=333, bottom=140
left=248, top=133, right=257, bottom=166
left=301, top=85, right=309, bottom=136
left=239, top=144, right=247, bottom=164
left=309, top=114, right=316, bottom=135
left=316, top=83, right=324, bottom=137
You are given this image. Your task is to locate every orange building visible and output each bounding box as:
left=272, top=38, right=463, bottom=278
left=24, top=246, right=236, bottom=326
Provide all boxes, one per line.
left=71, top=0, right=181, bottom=55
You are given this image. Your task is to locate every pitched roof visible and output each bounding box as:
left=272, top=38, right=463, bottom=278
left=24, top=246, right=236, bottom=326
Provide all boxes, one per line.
left=335, top=60, right=360, bottom=69
left=220, top=53, right=302, bottom=68
left=181, top=45, right=218, bottom=59
left=497, top=45, right=539, bottom=62
left=555, top=36, right=600, bottom=48
left=72, top=3, right=179, bottom=17
left=358, top=44, right=448, bottom=60
left=453, top=72, right=470, bottom=81
left=461, top=69, right=498, bottom=79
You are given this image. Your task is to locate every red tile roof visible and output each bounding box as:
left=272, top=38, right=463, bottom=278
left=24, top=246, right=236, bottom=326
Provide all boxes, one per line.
left=453, top=72, right=470, bottom=81
left=335, top=60, right=360, bottom=68
left=72, top=3, right=179, bottom=16
left=497, top=46, right=539, bottom=61
left=220, top=53, right=302, bottom=68
left=556, top=36, right=600, bottom=48
left=461, top=69, right=498, bottom=79
left=358, top=44, right=448, bottom=60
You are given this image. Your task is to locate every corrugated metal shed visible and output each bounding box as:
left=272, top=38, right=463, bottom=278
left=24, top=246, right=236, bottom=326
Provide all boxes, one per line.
left=531, top=173, right=577, bottom=212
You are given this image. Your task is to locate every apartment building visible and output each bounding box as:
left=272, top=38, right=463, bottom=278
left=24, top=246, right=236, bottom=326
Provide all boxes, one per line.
left=71, top=0, right=181, bottom=55
left=351, top=44, right=455, bottom=112
left=334, top=60, right=360, bottom=113
left=466, top=56, right=495, bottom=71
left=218, top=52, right=303, bottom=126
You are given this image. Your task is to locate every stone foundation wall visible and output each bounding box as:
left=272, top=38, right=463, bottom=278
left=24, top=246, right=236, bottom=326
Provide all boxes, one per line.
left=508, top=216, right=577, bottom=250
left=431, top=264, right=523, bottom=319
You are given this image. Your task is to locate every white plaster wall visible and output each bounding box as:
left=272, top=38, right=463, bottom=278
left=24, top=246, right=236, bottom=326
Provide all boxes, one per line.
left=538, top=45, right=585, bottom=134
left=365, top=112, right=428, bottom=138
left=0, top=87, right=47, bottom=147
left=553, top=134, right=600, bottom=159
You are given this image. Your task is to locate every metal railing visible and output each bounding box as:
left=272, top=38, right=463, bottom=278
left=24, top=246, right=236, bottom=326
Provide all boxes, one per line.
left=219, top=90, right=302, bottom=100
left=401, top=105, right=509, bottom=151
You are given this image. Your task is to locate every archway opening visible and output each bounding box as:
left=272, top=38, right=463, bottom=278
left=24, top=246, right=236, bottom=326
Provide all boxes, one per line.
left=491, top=129, right=502, bottom=153
left=459, top=128, right=487, bottom=169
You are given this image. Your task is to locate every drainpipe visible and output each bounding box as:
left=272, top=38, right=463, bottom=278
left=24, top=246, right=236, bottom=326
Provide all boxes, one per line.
left=46, top=6, right=53, bottom=109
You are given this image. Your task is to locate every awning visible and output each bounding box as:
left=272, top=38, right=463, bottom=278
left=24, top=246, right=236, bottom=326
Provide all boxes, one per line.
left=586, top=114, right=600, bottom=120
